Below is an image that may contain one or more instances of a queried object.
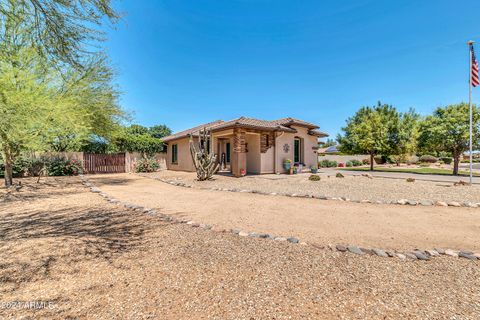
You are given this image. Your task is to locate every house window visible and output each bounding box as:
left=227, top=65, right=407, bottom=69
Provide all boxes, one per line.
left=172, top=144, right=178, bottom=164
left=226, top=142, right=231, bottom=163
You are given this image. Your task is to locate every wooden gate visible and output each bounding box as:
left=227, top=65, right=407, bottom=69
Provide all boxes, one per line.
left=83, top=153, right=126, bottom=174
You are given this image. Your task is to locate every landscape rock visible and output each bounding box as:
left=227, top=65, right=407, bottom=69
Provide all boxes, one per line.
left=435, top=248, right=446, bottom=255
left=445, top=249, right=458, bottom=257
left=386, top=251, right=396, bottom=257
left=397, top=199, right=407, bottom=205
left=287, top=237, right=299, bottom=244
left=459, top=252, right=477, bottom=260
left=396, top=253, right=406, bottom=260
left=425, top=249, right=439, bottom=257
left=407, top=200, right=418, bottom=206
left=405, top=253, right=418, bottom=260
left=420, top=200, right=433, bottom=206
left=447, top=201, right=461, bottom=207
left=372, top=248, right=388, bottom=257
left=347, top=246, right=364, bottom=255
left=435, top=201, right=448, bottom=207
left=336, top=245, right=347, bottom=252
left=274, top=237, right=287, bottom=241
left=238, top=231, right=249, bottom=237
left=413, top=251, right=429, bottom=260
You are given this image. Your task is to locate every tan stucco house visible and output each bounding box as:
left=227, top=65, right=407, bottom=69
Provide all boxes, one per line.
left=162, top=117, right=328, bottom=177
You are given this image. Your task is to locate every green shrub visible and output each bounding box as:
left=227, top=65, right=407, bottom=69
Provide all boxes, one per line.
left=419, top=155, right=438, bottom=163
left=440, top=157, right=452, bottom=165
left=47, top=157, right=82, bottom=176
left=351, top=159, right=362, bottom=166
left=308, top=174, right=321, bottom=181
left=319, top=160, right=338, bottom=168
left=336, top=172, right=344, bottom=178
left=362, top=158, right=370, bottom=165
left=406, top=178, right=415, bottom=182
left=345, top=161, right=353, bottom=167
left=134, top=157, right=160, bottom=173
left=0, top=155, right=48, bottom=178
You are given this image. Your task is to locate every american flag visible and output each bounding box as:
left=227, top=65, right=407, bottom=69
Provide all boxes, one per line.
left=471, top=44, right=479, bottom=87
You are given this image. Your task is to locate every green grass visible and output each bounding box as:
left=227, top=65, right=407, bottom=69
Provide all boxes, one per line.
left=339, top=166, right=480, bottom=177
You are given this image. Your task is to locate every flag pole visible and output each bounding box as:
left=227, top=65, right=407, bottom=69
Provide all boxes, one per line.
left=468, top=40, right=474, bottom=185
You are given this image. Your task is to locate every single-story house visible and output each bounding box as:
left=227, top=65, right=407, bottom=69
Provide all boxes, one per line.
left=162, top=117, right=328, bottom=177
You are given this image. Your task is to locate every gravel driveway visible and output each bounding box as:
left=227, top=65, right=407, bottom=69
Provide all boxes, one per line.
left=146, top=170, right=480, bottom=204
left=1, top=177, right=479, bottom=319
left=89, top=173, right=480, bottom=251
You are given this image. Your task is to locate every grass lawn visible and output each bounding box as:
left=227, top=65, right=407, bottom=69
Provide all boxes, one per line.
left=339, top=166, right=480, bottom=177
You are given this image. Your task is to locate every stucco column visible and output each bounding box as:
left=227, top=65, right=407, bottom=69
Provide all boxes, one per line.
left=231, top=128, right=247, bottom=177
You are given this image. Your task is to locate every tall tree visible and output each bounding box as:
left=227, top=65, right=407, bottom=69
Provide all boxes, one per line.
left=0, top=0, right=120, bottom=68
left=0, top=4, right=123, bottom=186
left=337, top=102, right=400, bottom=170
left=418, top=103, right=480, bottom=175
left=390, top=109, right=420, bottom=166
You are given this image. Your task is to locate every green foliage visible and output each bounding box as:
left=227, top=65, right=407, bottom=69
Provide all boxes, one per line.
left=419, top=155, right=438, bottom=163
left=308, top=174, right=321, bottom=181
left=338, top=103, right=419, bottom=169
left=0, top=0, right=120, bottom=68
left=0, top=6, right=124, bottom=186
left=149, top=125, right=172, bottom=139
left=418, top=103, right=480, bottom=174
left=346, top=161, right=353, bottom=167
left=350, top=159, right=362, bottom=166
left=319, top=159, right=337, bottom=168
left=113, top=125, right=166, bottom=156
left=46, top=157, right=82, bottom=176
left=335, top=173, right=344, bottom=178
left=406, top=178, right=415, bottom=182
left=337, top=102, right=401, bottom=156
left=134, top=157, right=160, bottom=173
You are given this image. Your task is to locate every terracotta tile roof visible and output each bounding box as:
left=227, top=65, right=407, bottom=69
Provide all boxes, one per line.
left=162, top=120, right=225, bottom=142
left=162, top=116, right=327, bottom=142
left=210, top=117, right=296, bottom=132
left=308, top=129, right=329, bottom=137
left=271, top=117, right=319, bottom=129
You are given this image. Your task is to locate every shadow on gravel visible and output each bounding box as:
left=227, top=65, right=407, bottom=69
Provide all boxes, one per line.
left=0, top=204, right=160, bottom=290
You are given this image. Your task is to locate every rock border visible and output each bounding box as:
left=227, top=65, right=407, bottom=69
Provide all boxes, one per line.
left=136, top=173, right=480, bottom=209
left=79, top=174, right=480, bottom=262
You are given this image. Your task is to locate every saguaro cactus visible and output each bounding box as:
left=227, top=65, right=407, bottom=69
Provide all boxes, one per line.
left=189, top=128, right=219, bottom=181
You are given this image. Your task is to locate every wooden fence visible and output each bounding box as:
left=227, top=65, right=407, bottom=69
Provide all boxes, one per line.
left=83, top=153, right=126, bottom=174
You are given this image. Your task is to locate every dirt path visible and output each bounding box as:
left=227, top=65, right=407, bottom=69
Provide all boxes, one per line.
left=89, top=173, right=480, bottom=251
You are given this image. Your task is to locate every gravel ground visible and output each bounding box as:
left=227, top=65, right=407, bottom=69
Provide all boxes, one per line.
left=90, top=173, right=480, bottom=251
left=1, top=177, right=479, bottom=319
left=146, top=170, right=480, bottom=204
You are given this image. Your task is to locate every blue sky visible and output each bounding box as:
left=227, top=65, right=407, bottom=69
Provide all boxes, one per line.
left=105, top=0, right=480, bottom=139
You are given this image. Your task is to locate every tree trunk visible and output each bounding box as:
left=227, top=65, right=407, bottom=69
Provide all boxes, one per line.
left=2, top=149, right=13, bottom=187
left=453, top=154, right=460, bottom=175
left=370, top=153, right=374, bottom=171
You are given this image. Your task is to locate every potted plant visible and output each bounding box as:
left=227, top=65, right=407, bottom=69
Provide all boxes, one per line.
left=283, top=159, right=292, bottom=171
left=310, top=166, right=318, bottom=173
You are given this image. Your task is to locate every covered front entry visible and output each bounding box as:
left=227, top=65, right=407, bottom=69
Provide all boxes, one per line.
left=213, top=128, right=275, bottom=177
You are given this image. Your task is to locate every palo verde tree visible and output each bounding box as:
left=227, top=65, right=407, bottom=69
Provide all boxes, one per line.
left=337, top=102, right=401, bottom=170
left=0, top=0, right=120, bottom=68
left=0, top=4, right=123, bottom=187
left=418, top=103, right=480, bottom=175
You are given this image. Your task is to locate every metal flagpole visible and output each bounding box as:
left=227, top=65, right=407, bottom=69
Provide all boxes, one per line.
left=468, top=40, right=474, bottom=185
